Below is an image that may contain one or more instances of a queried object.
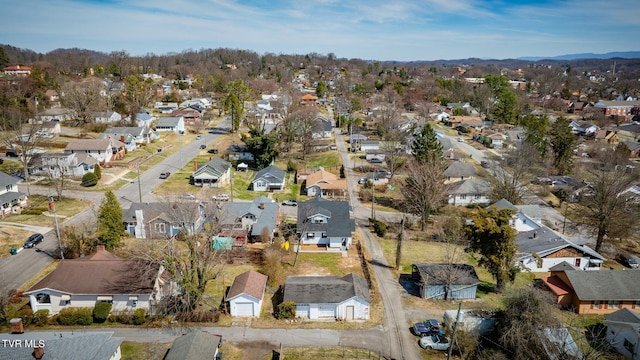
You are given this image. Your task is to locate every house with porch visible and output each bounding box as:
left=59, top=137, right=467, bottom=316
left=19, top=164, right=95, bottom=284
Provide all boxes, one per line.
left=296, top=198, right=354, bottom=251
left=516, top=227, right=604, bottom=272
left=25, top=245, right=175, bottom=315
left=251, top=165, right=285, bottom=192
left=193, top=157, right=231, bottom=187
left=123, top=201, right=206, bottom=239
left=0, top=172, right=28, bottom=218
left=283, top=273, right=370, bottom=320
left=155, top=116, right=185, bottom=133
left=447, top=178, right=491, bottom=206
left=217, top=196, right=280, bottom=243
left=64, top=138, right=125, bottom=165
left=304, top=169, right=347, bottom=198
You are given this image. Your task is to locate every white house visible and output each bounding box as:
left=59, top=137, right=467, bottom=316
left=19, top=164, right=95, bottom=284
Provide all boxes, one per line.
left=283, top=274, right=370, bottom=321
left=447, top=179, right=492, bottom=206
left=94, top=111, right=122, bottom=124
left=517, top=227, right=604, bottom=272
left=605, top=308, right=640, bottom=360
left=251, top=165, right=286, bottom=192
left=64, top=139, right=114, bottom=164
left=25, top=246, right=175, bottom=315
left=124, top=112, right=157, bottom=128
left=0, top=172, right=28, bottom=218
left=31, top=152, right=97, bottom=178
left=226, top=270, right=268, bottom=317
left=155, top=116, right=185, bottom=133
left=296, top=198, right=355, bottom=251
left=489, top=199, right=543, bottom=232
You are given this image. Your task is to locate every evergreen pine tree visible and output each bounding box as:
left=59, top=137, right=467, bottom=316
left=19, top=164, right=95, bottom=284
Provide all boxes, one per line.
left=97, top=190, right=123, bottom=249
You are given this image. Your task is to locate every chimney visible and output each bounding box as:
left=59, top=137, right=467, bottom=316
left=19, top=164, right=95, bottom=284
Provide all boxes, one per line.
left=33, top=345, right=44, bottom=359
left=10, top=318, right=24, bottom=334
left=120, top=135, right=125, bottom=142
left=96, top=244, right=106, bottom=252
left=533, top=232, right=538, bottom=238
left=259, top=203, right=264, bottom=209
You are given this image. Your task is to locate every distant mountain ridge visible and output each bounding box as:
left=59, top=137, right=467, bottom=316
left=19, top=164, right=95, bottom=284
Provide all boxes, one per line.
left=519, top=51, right=640, bottom=61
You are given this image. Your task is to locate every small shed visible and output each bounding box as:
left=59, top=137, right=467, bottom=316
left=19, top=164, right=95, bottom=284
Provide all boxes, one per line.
left=226, top=270, right=268, bottom=317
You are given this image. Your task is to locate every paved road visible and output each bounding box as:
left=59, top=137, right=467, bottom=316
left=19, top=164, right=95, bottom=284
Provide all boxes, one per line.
left=0, top=118, right=232, bottom=292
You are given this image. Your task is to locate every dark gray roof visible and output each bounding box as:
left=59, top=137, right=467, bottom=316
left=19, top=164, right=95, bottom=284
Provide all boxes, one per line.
left=548, top=261, right=578, bottom=272
left=283, top=273, right=370, bottom=304
left=297, top=198, right=354, bottom=238
left=164, top=331, right=221, bottom=360
left=489, top=198, right=518, bottom=210
left=0, top=191, right=26, bottom=205
left=564, top=270, right=640, bottom=301
left=412, top=263, right=480, bottom=286
left=219, top=197, right=279, bottom=237
left=123, top=202, right=201, bottom=224
left=103, top=126, right=151, bottom=137
left=253, top=165, right=285, bottom=184
left=443, top=161, right=476, bottom=178
left=193, top=157, right=231, bottom=178
left=516, top=227, right=604, bottom=260
left=0, top=171, right=21, bottom=187
left=156, top=116, right=182, bottom=127
left=0, top=331, right=122, bottom=360
left=448, top=179, right=491, bottom=195
left=605, top=308, right=640, bottom=324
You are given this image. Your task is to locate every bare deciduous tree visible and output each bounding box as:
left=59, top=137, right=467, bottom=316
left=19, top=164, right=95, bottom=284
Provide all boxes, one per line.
left=401, top=159, right=448, bottom=231
left=60, top=77, right=105, bottom=123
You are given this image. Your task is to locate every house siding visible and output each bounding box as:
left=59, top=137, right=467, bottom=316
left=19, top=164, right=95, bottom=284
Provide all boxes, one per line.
left=228, top=293, right=262, bottom=317
left=422, top=284, right=478, bottom=300
left=295, top=297, right=369, bottom=320
left=28, top=290, right=151, bottom=315
left=606, top=324, right=640, bottom=359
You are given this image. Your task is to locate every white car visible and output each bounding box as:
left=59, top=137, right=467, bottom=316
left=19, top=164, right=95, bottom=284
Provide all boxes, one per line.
left=419, top=334, right=450, bottom=351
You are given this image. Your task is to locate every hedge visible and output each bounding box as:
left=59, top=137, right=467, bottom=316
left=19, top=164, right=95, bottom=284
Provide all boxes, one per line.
left=92, top=302, right=112, bottom=323
left=57, top=307, right=92, bottom=325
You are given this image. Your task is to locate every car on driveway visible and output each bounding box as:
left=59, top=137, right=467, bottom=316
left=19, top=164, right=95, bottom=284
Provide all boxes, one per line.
left=23, top=233, right=44, bottom=249
left=282, top=199, right=297, bottom=206
left=412, top=319, right=443, bottom=337
left=618, top=253, right=639, bottom=269
left=207, top=148, right=219, bottom=154
left=419, top=334, right=450, bottom=351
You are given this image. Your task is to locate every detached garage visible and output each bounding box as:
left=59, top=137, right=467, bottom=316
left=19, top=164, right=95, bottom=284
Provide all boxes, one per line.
left=283, top=273, right=370, bottom=321
left=226, top=270, right=268, bottom=317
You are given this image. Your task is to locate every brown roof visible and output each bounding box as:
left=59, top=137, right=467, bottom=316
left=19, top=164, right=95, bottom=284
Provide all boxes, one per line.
left=226, top=270, right=268, bottom=300
left=306, top=169, right=338, bottom=185
left=301, top=94, right=318, bottom=100
left=65, top=139, right=111, bottom=151
left=27, top=248, right=158, bottom=295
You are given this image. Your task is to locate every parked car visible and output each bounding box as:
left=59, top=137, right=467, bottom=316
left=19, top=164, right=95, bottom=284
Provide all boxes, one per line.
left=200, top=144, right=206, bottom=149
left=370, top=158, right=383, bottom=164
left=419, top=334, right=450, bottom=351
left=196, top=135, right=202, bottom=140
left=412, top=319, right=443, bottom=337
left=618, top=253, right=639, bottom=269
left=480, top=160, right=490, bottom=168
left=207, top=148, right=219, bottom=154
left=159, top=172, right=171, bottom=179
left=457, top=137, right=464, bottom=142
left=358, top=177, right=368, bottom=184
left=282, top=199, right=297, bottom=206
left=23, top=233, right=44, bottom=249
left=376, top=169, right=391, bottom=177
left=6, top=150, right=19, bottom=157
left=212, top=193, right=230, bottom=201
left=330, top=144, right=337, bottom=150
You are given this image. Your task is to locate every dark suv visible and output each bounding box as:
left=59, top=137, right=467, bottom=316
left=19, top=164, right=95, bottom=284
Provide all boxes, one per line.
left=412, top=319, right=443, bottom=337
left=23, top=233, right=44, bottom=248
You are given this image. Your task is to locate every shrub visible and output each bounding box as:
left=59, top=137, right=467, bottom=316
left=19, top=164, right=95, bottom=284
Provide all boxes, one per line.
left=287, top=159, right=297, bottom=172
left=92, top=302, right=112, bottom=323
left=370, top=218, right=387, bottom=237
left=19, top=307, right=33, bottom=326
left=133, top=308, right=147, bottom=325
left=94, top=164, right=102, bottom=179
left=275, top=301, right=296, bottom=319
left=81, top=172, right=98, bottom=187
left=57, top=307, right=92, bottom=325
left=32, top=310, right=49, bottom=326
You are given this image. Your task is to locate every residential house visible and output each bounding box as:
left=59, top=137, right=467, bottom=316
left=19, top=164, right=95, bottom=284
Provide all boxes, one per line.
left=154, top=102, right=179, bottom=113
left=481, top=131, right=505, bottom=149
left=312, top=118, right=332, bottom=138
left=2, top=65, right=31, bottom=76
left=124, top=112, right=156, bottom=128
left=447, top=179, right=492, bottom=206
left=604, top=308, right=640, bottom=360
left=217, top=196, right=280, bottom=243
left=41, top=120, right=61, bottom=135
left=33, top=107, right=74, bottom=123
left=542, top=266, right=640, bottom=315
left=99, top=132, right=136, bottom=152
left=30, top=152, right=97, bottom=178
left=26, top=245, right=175, bottom=315
left=363, top=172, right=389, bottom=186
left=1, top=330, right=123, bottom=360
left=164, top=331, right=222, bottom=360
left=123, top=201, right=206, bottom=239
left=155, top=116, right=185, bottom=133
left=359, top=140, right=380, bottom=152
left=304, top=169, right=347, bottom=198
left=365, top=149, right=386, bottom=162
left=64, top=138, right=123, bottom=165
left=411, top=263, right=481, bottom=300
left=517, top=227, right=604, bottom=272
left=45, top=89, right=61, bottom=108
left=193, top=157, right=232, bottom=187
left=94, top=111, right=122, bottom=124
left=443, top=161, right=476, bottom=183
left=283, top=273, right=370, bottom=320
left=594, top=129, right=620, bottom=145
left=348, top=134, right=368, bottom=143
left=104, top=126, right=156, bottom=145
left=227, top=144, right=255, bottom=162
left=594, top=100, right=640, bottom=116
left=171, top=109, right=201, bottom=126
left=568, top=101, right=587, bottom=114
left=226, top=270, right=268, bottom=317
left=251, top=165, right=285, bottom=192
left=620, top=184, right=640, bottom=203
left=300, top=93, right=318, bottom=106
left=489, top=198, right=542, bottom=232
left=0, top=172, right=28, bottom=218
left=297, top=198, right=355, bottom=251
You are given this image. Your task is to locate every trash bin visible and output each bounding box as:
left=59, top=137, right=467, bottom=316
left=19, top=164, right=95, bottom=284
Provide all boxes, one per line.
left=10, top=248, right=17, bottom=255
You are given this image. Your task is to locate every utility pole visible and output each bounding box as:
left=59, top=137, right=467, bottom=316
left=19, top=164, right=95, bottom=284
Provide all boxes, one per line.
left=371, top=183, right=375, bottom=220
left=447, top=302, right=462, bottom=360
left=49, top=195, right=64, bottom=260
left=137, top=162, right=142, bottom=203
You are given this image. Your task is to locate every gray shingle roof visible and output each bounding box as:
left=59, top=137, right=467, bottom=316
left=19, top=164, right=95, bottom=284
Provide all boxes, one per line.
left=516, top=227, right=603, bottom=260
left=0, top=331, right=122, bottom=360
left=0, top=171, right=21, bottom=187
left=297, top=198, right=354, bottom=237
left=253, top=165, right=285, bottom=184
left=448, top=179, right=491, bottom=195
left=605, top=308, right=640, bottom=324
left=412, top=263, right=481, bottom=286
left=443, top=161, right=476, bottom=178
left=193, top=157, right=231, bottom=178
left=156, top=116, right=182, bottom=127
left=164, top=331, right=221, bottom=360
left=283, top=273, right=370, bottom=304
left=565, top=270, right=640, bottom=301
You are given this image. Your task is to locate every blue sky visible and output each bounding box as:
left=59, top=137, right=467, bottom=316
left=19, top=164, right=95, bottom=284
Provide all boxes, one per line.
left=3, top=0, right=638, bottom=61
